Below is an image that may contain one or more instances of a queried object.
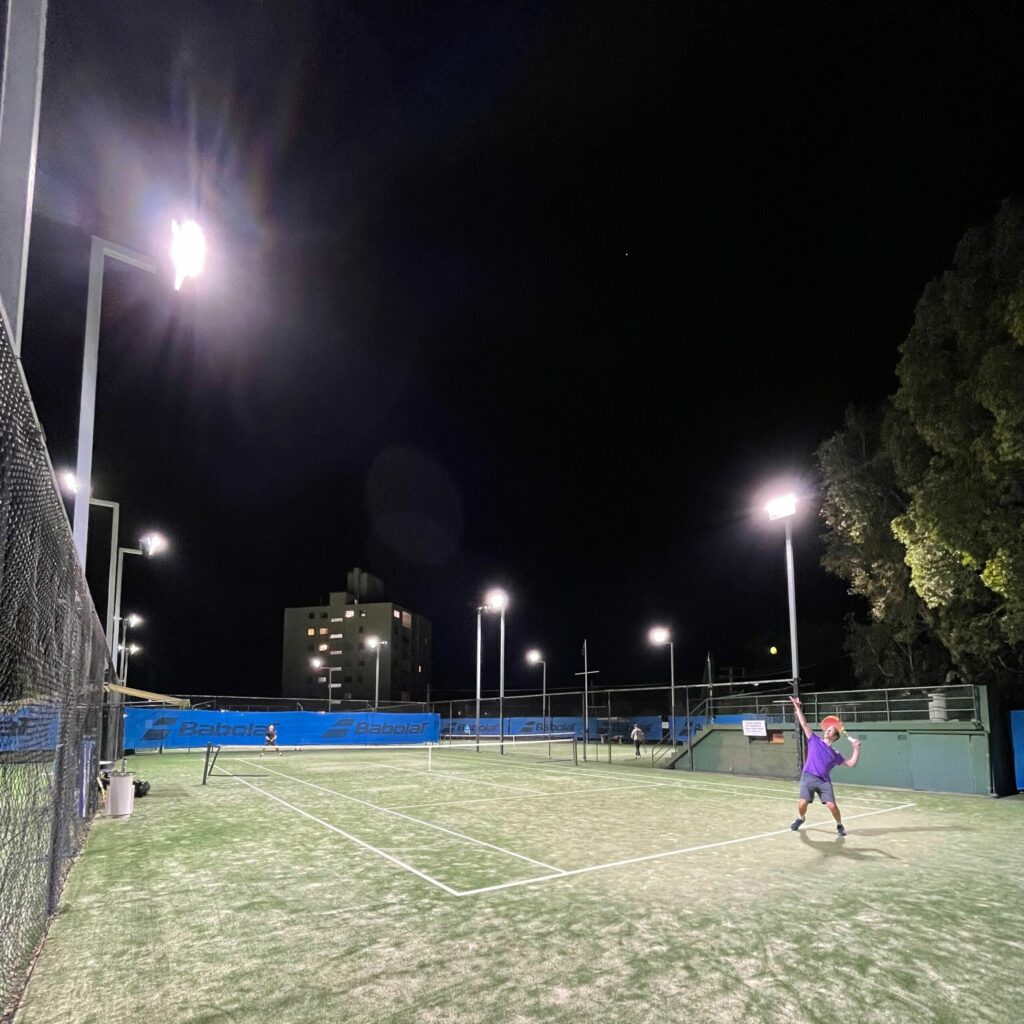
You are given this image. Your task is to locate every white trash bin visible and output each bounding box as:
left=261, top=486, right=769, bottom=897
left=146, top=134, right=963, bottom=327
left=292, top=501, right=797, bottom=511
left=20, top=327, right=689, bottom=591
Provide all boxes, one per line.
left=928, top=691, right=948, bottom=722
left=106, top=772, right=136, bottom=817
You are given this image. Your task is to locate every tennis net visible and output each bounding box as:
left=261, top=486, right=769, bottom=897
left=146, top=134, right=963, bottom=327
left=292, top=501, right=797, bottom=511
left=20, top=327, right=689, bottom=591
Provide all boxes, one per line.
left=202, top=734, right=578, bottom=782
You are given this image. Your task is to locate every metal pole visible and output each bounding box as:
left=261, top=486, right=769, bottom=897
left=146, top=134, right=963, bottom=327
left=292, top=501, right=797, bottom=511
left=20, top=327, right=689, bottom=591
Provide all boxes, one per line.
left=669, top=640, right=676, bottom=752
left=585, top=639, right=591, bottom=761
left=374, top=646, right=380, bottom=710
left=475, top=608, right=482, bottom=751
left=111, top=546, right=141, bottom=678
left=784, top=517, right=802, bottom=773
left=686, top=684, right=693, bottom=772
left=542, top=659, right=547, bottom=735
left=72, top=239, right=156, bottom=563
left=498, top=608, right=506, bottom=755
left=0, top=0, right=46, bottom=357
left=607, top=691, right=612, bottom=763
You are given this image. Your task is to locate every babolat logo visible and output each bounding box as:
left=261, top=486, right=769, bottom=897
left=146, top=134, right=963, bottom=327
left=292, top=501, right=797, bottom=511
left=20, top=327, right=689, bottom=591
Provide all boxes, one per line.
left=142, top=717, right=179, bottom=741
left=321, top=718, right=427, bottom=740
left=178, top=721, right=266, bottom=738
left=0, top=717, right=31, bottom=737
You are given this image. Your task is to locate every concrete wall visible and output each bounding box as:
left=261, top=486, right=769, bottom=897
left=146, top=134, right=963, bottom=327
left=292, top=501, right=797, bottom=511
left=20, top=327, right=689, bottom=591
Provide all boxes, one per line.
left=671, top=720, right=994, bottom=795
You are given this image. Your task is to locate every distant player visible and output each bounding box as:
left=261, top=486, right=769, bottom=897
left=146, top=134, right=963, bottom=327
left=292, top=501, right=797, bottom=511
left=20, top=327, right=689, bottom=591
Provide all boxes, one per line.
left=789, top=696, right=860, bottom=836
left=630, top=723, right=645, bottom=758
left=261, top=723, right=282, bottom=757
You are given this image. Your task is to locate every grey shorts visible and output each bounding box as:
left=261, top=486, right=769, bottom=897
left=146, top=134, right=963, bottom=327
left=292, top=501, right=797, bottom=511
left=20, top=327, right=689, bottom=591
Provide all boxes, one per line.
left=799, top=772, right=836, bottom=805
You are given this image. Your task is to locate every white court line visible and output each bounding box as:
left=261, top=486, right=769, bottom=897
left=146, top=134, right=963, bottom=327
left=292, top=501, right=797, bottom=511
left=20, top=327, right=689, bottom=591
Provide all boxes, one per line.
left=450, top=802, right=918, bottom=897
left=240, top=759, right=567, bottom=873
left=438, top=749, right=908, bottom=808
left=391, top=782, right=663, bottom=806
left=214, top=769, right=460, bottom=896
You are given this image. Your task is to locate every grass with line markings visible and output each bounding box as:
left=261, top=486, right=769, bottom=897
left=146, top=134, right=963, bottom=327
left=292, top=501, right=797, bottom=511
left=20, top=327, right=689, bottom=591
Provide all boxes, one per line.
left=12, top=746, right=1024, bottom=1024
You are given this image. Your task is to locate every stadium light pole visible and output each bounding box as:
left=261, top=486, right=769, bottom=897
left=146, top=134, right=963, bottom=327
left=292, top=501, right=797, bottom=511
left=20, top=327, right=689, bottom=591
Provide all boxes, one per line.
left=525, top=649, right=547, bottom=733
left=367, top=636, right=389, bottom=711
left=648, top=627, right=676, bottom=754
left=59, top=472, right=121, bottom=654
left=122, top=644, right=140, bottom=685
left=72, top=221, right=206, bottom=565
left=112, top=531, right=167, bottom=680
left=311, top=657, right=341, bottom=712
left=483, top=589, right=509, bottom=755
left=116, top=613, right=142, bottom=678
left=766, top=492, right=802, bottom=774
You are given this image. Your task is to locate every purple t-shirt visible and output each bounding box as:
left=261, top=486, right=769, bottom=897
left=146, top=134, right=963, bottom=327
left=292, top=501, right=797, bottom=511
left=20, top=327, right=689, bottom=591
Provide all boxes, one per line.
left=803, top=732, right=845, bottom=781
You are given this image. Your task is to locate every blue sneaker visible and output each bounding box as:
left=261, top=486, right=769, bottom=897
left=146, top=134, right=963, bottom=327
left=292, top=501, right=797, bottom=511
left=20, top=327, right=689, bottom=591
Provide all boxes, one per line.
left=837, top=824, right=847, bottom=837
left=790, top=817, right=804, bottom=831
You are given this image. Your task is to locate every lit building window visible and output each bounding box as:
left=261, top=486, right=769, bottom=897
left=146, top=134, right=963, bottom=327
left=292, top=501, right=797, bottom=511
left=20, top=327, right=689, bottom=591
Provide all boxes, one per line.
left=359, top=611, right=366, bottom=618
left=318, top=643, right=329, bottom=652
left=331, top=617, right=344, bottom=623
left=306, top=628, right=315, bottom=636
left=330, top=633, right=344, bottom=639
left=402, top=611, right=412, bottom=629
left=319, top=627, right=328, bottom=635
left=393, top=609, right=400, bottom=619
left=345, top=610, right=355, bottom=619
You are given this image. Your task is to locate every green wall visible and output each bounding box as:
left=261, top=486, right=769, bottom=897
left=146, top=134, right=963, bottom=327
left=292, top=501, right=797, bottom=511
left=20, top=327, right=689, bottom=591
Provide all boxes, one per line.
left=671, top=720, right=993, bottom=795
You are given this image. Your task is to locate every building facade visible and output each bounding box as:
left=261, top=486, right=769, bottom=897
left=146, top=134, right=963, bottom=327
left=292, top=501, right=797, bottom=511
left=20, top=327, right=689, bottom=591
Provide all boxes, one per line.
left=281, top=568, right=432, bottom=706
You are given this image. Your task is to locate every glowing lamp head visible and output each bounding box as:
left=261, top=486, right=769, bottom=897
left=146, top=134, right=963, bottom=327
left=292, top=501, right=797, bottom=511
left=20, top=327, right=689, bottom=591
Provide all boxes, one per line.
left=648, top=626, right=671, bottom=646
left=171, top=219, right=206, bottom=291
left=484, top=588, right=509, bottom=613
left=526, top=649, right=542, bottom=665
left=127, top=614, right=143, bottom=629
left=60, top=471, right=79, bottom=495
left=366, top=636, right=380, bottom=650
left=140, top=532, right=168, bottom=556
left=769, top=645, right=778, bottom=656
left=310, top=657, right=323, bottom=669
left=766, top=494, right=798, bottom=521
left=127, top=644, right=140, bottom=656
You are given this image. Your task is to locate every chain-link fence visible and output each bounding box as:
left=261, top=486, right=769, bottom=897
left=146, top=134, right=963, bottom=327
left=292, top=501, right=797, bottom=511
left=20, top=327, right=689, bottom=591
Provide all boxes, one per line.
left=0, top=317, right=109, bottom=1021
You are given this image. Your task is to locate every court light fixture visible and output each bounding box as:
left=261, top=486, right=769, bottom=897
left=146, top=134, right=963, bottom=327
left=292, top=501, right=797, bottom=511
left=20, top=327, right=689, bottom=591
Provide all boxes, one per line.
left=171, top=218, right=206, bottom=291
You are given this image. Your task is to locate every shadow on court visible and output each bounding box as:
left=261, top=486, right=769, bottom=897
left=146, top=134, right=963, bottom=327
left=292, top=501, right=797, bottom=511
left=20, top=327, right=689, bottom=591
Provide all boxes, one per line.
left=798, top=830, right=900, bottom=860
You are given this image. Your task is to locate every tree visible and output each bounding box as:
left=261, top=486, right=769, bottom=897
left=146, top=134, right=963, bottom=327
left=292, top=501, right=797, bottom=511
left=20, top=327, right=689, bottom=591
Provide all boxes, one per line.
left=817, top=404, right=950, bottom=689
left=818, top=199, right=1024, bottom=691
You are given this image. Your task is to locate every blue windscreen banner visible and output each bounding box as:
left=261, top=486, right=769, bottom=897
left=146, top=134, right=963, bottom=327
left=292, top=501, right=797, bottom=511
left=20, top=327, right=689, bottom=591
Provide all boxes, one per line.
left=124, top=709, right=440, bottom=749
left=1012, top=710, right=1024, bottom=792
left=0, top=703, right=60, bottom=757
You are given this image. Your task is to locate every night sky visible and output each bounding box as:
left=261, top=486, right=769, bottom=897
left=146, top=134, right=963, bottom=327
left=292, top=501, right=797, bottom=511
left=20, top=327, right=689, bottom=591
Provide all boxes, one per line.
left=19, top=1, right=1024, bottom=700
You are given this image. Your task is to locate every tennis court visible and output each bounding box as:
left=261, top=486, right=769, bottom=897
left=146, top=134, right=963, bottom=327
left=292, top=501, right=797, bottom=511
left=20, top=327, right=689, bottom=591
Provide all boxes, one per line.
left=12, top=741, right=1023, bottom=1024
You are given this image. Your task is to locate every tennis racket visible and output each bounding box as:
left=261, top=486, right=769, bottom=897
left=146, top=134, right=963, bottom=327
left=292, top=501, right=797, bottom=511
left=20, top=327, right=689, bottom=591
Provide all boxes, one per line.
left=821, top=714, right=860, bottom=743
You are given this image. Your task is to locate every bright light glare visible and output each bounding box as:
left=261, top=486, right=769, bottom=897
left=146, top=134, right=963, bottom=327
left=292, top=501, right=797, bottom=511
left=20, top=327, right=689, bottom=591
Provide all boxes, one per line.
left=171, top=219, right=206, bottom=291
left=526, top=649, right=542, bottom=664
left=766, top=494, right=798, bottom=521
left=648, top=626, right=671, bottom=646
left=366, top=636, right=380, bottom=650
left=127, top=644, right=140, bottom=655
left=769, top=645, right=778, bottom=655
left=310, top=657, right=323, bottom=669
left=484, top=588, right=509, bottom=612
left=127, top=614, right=143, bottom=628
left=60, top=471, right=79, bottom=494
left=140, top=532, right=168, bottom=556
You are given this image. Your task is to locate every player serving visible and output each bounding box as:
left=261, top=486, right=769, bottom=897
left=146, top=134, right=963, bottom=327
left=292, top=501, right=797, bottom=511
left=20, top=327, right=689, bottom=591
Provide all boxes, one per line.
left=788, top=696, right=860, bottom=836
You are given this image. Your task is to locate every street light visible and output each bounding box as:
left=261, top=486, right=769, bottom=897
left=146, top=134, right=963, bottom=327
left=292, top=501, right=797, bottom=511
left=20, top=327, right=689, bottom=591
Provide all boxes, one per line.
left=475, top=588, right=508, bottom=751
left=117, top=613, right=142, bottom=678
left=72, top=222, right=205, bottom=563
left=770, top=491, right=798, bottom=692
left=648, top=626, right=681, bottom=761
left=112, top=531, right=167, bottom=679
left=59, top=471, right=121, bottom=654
left=366, top=636, right=389, bottom=711
left=525, top=649, right=547, bottom=734
left=766, top=492, right=802, bottom=774
left=122, top=644, right=140, bottom=685
left=311, top=657, right=342, bottom=712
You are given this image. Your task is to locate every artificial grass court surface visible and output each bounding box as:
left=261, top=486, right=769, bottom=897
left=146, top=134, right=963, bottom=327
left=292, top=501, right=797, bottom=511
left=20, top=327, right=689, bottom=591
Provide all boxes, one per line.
left=12, top=746, right=1022, bottom=1024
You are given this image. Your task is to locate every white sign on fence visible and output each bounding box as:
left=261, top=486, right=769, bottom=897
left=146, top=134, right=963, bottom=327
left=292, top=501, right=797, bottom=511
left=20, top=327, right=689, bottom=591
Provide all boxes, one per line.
left=742, top=719, right=767, bottom=737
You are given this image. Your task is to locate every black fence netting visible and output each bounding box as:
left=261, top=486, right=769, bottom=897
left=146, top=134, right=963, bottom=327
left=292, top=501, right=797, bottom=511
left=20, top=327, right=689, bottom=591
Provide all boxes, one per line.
left=0, top=317, right=109, bottom=1020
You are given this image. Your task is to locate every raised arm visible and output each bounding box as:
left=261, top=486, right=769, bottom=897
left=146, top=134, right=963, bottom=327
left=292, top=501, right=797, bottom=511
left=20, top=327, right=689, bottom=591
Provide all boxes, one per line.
left=789, top=696, right=813, bottom=740
left=843, top=737, right=861, bottom=768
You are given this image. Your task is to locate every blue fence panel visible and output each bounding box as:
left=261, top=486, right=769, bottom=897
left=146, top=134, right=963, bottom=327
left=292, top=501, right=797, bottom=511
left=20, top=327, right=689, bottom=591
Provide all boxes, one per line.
left=1012, top=710, right=1024, bottom=792
left=125, top=709, right=440, bottom=749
